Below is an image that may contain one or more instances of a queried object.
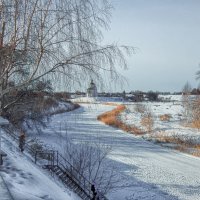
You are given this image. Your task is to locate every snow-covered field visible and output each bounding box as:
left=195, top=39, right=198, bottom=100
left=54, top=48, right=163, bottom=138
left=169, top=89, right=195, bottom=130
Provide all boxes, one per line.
left=120, top=95, right=200, bottom=145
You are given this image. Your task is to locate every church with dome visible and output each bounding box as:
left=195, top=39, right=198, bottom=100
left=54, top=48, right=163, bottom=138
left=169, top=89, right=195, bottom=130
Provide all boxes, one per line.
left=86, top=80, right=98, bottom=97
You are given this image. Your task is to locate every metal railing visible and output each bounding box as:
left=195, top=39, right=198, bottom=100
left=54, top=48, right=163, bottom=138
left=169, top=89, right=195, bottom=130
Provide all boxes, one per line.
left=56, top=152, right=93, bottom=198
left=4, top=131, right=108, bottom=200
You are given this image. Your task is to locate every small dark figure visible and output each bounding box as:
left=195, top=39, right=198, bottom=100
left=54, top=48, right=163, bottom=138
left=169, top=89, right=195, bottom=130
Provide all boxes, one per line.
left=91, top=184, right=100, bottom=200
left=19, top=133, right=25, bottom=152
left=91, top=184, right=95, bottom=193
left=91, top=184, right=96, bottom=200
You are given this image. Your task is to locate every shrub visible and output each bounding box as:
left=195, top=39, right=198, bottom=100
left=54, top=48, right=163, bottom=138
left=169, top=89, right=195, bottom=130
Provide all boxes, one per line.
left=98, top=105, right=143, bottom=135
left=138, top=105, right=154, bottom=133
left=183, top=97, right=200, bottom=128
left=159, top=114, right=172, bottom=122
left=134, top=103, right=146, bottom=114
left=141, top=112, right=154, bottom=133
left=190, top=98, right=200, bottom=128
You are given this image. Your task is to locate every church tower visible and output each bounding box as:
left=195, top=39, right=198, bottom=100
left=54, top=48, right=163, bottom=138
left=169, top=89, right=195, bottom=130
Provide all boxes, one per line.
left=87, top=80, right=98, bottom=97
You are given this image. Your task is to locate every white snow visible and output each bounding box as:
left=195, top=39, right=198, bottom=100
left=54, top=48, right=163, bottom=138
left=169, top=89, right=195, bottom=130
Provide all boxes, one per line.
left=25, top=101, right=200, bottom=200
left=120, top=96, right=200, bottom=143
left=47, top=101, right=76, bottom=115
left=0, top=134, right=80, bottom=200
left=0, top=175, right=13, bottom=200
left=71, top=96, right=124, bottom=103
left=2, top=95, right=200, bottom=200
left=0, top=117, right=9, bottom=125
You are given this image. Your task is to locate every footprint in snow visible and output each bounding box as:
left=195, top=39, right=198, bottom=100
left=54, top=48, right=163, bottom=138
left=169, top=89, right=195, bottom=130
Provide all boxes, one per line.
left=11, top=173, right=16, bottom=178
left=17, top=180, right=24, bottom=185
left=40, top=195, right=54, bottom=200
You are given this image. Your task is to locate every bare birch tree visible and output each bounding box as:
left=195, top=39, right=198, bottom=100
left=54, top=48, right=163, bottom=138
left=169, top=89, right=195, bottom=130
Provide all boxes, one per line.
left=0, top=0, right=133, bottom=115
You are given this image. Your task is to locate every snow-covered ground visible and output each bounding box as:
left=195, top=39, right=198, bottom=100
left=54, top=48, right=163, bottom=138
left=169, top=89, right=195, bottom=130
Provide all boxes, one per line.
left=0, top=133, right=80, bottom=200
left=24, top=102, right=200, bottom=200
left=120, top=95, right=200, bottom=144
left=47, top=100, right=78, bottom=114
left=2, top=95, right=200, bottom=200
left=71, top=96, right=124, bottom=103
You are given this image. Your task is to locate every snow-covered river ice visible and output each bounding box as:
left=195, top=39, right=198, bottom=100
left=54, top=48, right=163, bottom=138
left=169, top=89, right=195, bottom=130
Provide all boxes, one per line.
left=36, top=103, right=200, bottom=200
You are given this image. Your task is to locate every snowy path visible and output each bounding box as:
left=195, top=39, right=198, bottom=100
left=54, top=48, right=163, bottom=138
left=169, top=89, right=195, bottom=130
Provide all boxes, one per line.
left=36, top=104, right=200, bottom=200
left=0, top=175, right=14, bottom=200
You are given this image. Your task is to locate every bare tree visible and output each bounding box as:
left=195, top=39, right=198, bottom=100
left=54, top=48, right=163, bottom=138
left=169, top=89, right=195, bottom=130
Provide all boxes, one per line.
left=0, top=0, right=133, bottom=116
left=182, top=70, right=200, bottom=126
left=182, top=81, right=193, bottom=122
left=182, top=81, right=192, bottom=95
left=190, top=97, right=200, bottom=128
left=60, top=134, right=121, bottom=195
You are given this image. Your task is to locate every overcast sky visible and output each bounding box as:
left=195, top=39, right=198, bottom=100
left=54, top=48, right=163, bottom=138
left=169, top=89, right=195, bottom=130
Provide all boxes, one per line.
left=103, top=0, right=200, bottom=92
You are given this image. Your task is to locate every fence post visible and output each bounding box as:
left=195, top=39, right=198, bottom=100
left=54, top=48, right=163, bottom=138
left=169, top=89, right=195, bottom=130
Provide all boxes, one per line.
left=35, top=151, right=37, bottom=164
left=50, top=153, right=53, bottom=166
left=53, top=151, right=55, bottom=166
left=57, top=151, right=58, bottom=166
left=48, top=153, right=50, bottom=166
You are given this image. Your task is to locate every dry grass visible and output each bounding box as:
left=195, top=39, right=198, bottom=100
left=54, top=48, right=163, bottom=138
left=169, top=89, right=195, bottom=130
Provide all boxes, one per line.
left=152, top=132, right=188, bottom=145
left=150, top=131, right=200, bottom=157
left=97, top=105, right=125, bottom=126
left=103, top=102, right=119, bottom=106
left=174, top=145, right=188, bottom=153
left=182, top=97, right=200, bottom=129
left=97, top=105, right=143, bottom=135
left=192, top=152, right=200, bottom=157
left=159, top=114, right=172, bottom=122
left=191, top=120, right=200, bottom=129
left=182, top=120, right=200, bottom=129
left=141, top=113, right=154, bottom=133
left=191, top=99, right=200, bottom=128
